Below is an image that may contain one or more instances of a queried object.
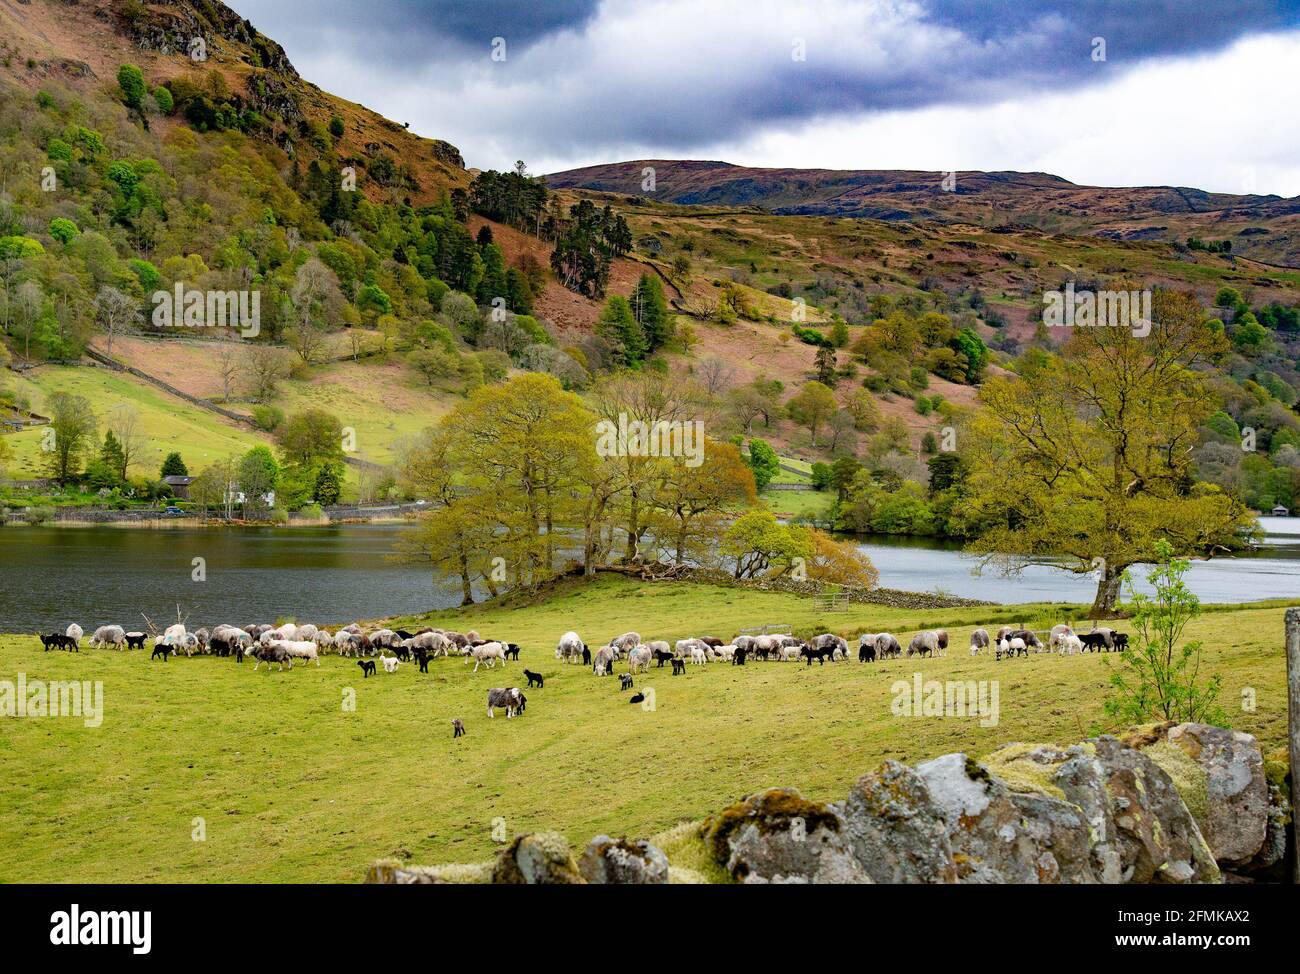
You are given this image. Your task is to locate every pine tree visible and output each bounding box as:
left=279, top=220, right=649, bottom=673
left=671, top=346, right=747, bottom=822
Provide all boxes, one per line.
left=596, top=295, right=646, bottom=366
left=160, top=452, right=188, bottom=478
left=632, top=273, right=672, bottom=353
left=100, top=430, right=127, bottom=480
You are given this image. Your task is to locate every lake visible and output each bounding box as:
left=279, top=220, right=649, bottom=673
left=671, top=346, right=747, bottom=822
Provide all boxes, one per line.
left=1, top=518, right=1297, bottom=632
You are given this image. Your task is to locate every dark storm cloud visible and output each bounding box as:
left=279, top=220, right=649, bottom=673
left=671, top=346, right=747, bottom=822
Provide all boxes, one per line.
left=223, top=0, right=1300, bottom=169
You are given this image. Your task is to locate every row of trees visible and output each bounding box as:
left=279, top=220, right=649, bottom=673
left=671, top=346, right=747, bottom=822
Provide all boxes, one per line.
left=396, top=371, right=874, bottom=603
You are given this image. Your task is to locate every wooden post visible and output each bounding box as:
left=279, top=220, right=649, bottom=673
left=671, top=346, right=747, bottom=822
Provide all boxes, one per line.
left=1287, top=607, right=1300, bottom=884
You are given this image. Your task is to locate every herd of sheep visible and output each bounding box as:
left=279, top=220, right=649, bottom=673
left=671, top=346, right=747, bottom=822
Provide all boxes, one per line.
left=34, top=617, right=1127, bottom=729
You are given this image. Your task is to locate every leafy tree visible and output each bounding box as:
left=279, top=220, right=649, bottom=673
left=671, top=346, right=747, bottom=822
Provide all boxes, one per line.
left=959, top=290, right=1255, bottom=615
left=1104, top=541, right=1227, bottom=725
left=99, top=430, right=126, bottom=482
left=722, top=509, right=812, bottom=579
left=160, top=452, right=188, bottom=478
left=116, top=64, right=146, bottom=109
left=632, top=273, right=672, bottom=352
left=328, top=115, right=345, bottom=138
left=152, top=86, right=173, bottom=114
left=786, top=381, right=837, bottom=445
left=48, top=218, right=79, bottom=244
left=45, top=391, right=97, bottom=484
left=745, top=438, right=781, bottom=491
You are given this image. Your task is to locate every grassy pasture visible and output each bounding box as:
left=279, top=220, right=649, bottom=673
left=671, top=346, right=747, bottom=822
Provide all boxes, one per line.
left=0, top=574, right=1292, bottom=882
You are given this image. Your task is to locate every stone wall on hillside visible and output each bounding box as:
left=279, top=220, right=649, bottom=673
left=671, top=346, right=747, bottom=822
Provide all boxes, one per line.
left=367, top=722, right=1292, bottom=885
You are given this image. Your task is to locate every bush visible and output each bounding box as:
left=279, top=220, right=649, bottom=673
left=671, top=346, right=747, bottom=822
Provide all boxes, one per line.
left=252, top=405, right=284, bottom=431
left=298, top=502, right=324, bottom=520
left=268, top=508, right=290, bottom=525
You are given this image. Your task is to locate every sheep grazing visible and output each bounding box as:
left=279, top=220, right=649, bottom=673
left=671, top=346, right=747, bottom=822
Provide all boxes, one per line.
left=875, top=633, right=902, bottom=660
left=777, top=644, right=802, bottom=662
left=556, top=631, right=584, bottom=664
left=65, top=623, right=83, bottom=650
left=381, top=655, right=400, bottom=674
left=627, top=645, right=652, bottom=674
left=407, top=630, right=452, bottom=658
left=486, top=687, right=525, bottom=718
left=907, top=631, right=942, bottom=658
left=273, top=639, right=320, bottom=667
left=1087, top=626, right=1117, bottom=651
left=452, top=718, right=465, bottom=738
left=610, top=631, right=641, bottom=654
left=969, top=628, right=990, bottom=656
left=313, top=629, right=335, bottom=651
left=811, top=633, right=848, bottom=661
left=334, top=630, right=360, bottom=656
left=712, top=644, right=736, bottom=662
left=210, top=625, right=252, bottom=658
left=471, top=641, right=506, bottom=672
left=91, top=625, right=126, bottom=650
left=1008, top=629, right=1042, bottom=651
left=592, top=645, right=615, bottom=676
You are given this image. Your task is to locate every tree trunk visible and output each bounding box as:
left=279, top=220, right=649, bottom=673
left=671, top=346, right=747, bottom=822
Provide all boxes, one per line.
left=1089, top=562, right=1124, bottom=618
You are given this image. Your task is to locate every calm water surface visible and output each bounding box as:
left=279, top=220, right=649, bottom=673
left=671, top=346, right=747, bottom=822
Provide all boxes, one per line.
left=1, top=518, right=1297, bottom=632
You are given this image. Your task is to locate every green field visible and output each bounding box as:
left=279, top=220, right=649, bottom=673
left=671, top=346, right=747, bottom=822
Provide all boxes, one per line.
left=5, top=365, right=270, bottom=480
left=1, top=574, right=1292, bottom=882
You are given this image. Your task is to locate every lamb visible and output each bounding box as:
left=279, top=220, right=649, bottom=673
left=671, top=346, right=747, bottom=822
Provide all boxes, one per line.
left=802, top=644, right=833, bottom=665
left=151, top=643, right=172, bottom=661
left=670, top=659, right=685, bottom=675
left=452, top=718, right=465, bottom=738
left=1048, top=624, right=1074, bottom=652
left=674, top=637, right=707, bottom=659
left=690, top=645, right=707, bottom=666
left=91, top=625, right=126, bottom=650
left=996, top=636, right=1028, bottom=660
left=1060, top=633, right=1084, bottom=655
left=969, top=628, right=990, bottom=656
left=858, top=633, right=877, bottom=663
left=1079, top=631, right=1110, bottom=652
left=357, top=660, right=376, bottom=678
left=1087, top=626, right=1117, bottom=651
left=524, top=669, right=544, bottom=688
left=486, top=687, right=525, bottom=718
left=556, top=631, right=584, bottom=664
left=65, top=623, right=83, bottom=650
left=777, top=644, right=803, bottom=662
left=381, top=655, right=400, bottom=674
left=712, top=644, right=736, bottom=662
left=620, top=674, right=634, bottom=691
left=627, top=645, right=652, bottom=673
left=471, top=641, right=506, bottom=672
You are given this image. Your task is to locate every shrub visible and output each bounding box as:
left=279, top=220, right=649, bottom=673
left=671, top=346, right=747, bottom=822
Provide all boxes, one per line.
left=252, top=405, right=284, bottom=431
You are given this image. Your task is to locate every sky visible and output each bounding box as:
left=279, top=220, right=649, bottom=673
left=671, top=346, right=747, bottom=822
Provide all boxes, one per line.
left=226, top=0, right=1300, bottom=195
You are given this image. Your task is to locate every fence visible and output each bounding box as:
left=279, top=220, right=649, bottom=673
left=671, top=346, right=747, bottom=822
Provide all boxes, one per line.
left=813, top=590, right=853, bottom=613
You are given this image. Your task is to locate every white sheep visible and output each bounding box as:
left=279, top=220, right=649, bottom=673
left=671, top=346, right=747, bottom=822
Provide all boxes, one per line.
left=65, top=623, right=83, bottom=649
left=381, top=655, right=400, bottom=674
left=627, top=645, right=652, bottom=673
left=690, top=645, right=707, bottom=666
left=1060, top=633, right=1084, bottom=655
left=92, top=625, right=126, bottom=650
left=556, top=631, right=584, bottom=663
left=273, top=639, right=320, bottom=666
left=712, top=644, right=736, bottom=661
left=471, top=641, right=506, bottom=672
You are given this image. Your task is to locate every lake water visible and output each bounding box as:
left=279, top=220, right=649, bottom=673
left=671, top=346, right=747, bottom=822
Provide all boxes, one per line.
left=1, top=519, right=1297, bottom=632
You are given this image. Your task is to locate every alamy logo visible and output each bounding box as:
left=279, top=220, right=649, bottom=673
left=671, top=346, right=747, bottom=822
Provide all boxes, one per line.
left=151, top=282, right=260, bottom=337
left=0, top=673, right=102, bottom=727
left=1042, top=283, right=1151, bottom=337
left=891, top=672, right=999, bottom=727
left=50, top=904, right=151, bottom=954
left=595, top=413, right=704, bottom=468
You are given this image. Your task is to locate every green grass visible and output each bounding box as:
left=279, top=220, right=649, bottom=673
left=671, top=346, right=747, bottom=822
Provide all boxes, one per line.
left=1, top=574, right=1291, bottom=882
left=761, top=487, right=832, bottom=521
left=5, top=365, right=270, bottom=480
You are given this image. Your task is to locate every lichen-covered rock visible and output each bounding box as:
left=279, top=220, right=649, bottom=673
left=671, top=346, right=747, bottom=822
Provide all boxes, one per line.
left=1090, top=736, right=1220, bottom=884
left=491, top=832, right=585, bottom=884
left=1159, top=723, right=1268, bottom=867
left=704, top=788, right=870, bottom=884
left=914, top=753, right=1100, bottom=883
left=579, top=835, right=669, bottom=884
left=841, top=760, right=955, bottom=883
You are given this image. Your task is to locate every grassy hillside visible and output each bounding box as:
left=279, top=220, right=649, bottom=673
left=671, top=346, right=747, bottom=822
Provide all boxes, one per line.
left=4, top=362, right=269, bottom=480
left=1, top=574, right=1292, bottom=882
